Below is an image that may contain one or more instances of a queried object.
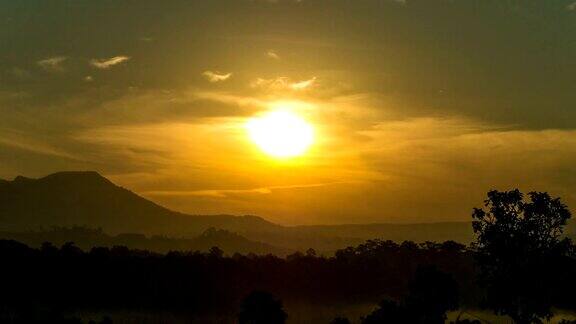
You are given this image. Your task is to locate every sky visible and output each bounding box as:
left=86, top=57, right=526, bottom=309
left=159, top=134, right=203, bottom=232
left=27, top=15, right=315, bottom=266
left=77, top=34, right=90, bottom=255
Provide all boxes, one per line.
left=1, top=0, right=575, bottom=225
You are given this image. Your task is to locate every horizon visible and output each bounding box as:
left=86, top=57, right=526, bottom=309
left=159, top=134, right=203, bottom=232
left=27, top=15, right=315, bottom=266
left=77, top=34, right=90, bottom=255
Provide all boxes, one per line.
left=1, top=169, right=479, bottom=227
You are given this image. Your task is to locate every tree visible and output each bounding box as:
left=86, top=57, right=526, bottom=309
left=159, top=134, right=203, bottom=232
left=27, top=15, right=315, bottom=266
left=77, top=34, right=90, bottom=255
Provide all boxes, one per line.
left=472, top=189, right=572, bottom=323
left=238, top=290, right=287, bottom=324
left=306, top=248, right=317, bottom=257
left=361, top=266, right=458, bottom=324
left=362, top=299, right=405, bottom=324
left=404, top=265, right=459, bottom=324
left=208, top=246, right=224, bottom=258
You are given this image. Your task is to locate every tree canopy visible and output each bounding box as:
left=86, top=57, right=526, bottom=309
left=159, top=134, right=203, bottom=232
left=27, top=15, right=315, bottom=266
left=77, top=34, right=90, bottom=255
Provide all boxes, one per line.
left=472, top=189, right=573, bottom=323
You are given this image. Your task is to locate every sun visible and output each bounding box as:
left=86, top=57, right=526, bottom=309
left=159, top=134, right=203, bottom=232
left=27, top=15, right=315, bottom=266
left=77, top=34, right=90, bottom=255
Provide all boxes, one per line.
left=246, top=110, right=314, bottom=158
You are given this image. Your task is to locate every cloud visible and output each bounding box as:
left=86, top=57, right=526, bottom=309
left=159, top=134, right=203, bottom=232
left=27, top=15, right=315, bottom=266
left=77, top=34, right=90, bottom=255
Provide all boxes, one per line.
left=37, top=56, right=67, bottom=71
left=360, top=117, right=576, bottom=185
left=0, top=129, right=80, bottom=160
left=266, top=50, right=280, bottom=59
left=66, top=89, right=255, bottom=130
left=568, top=2, right=576, bottom=10
left=290, top=77, right=317, bottom=90
left=90, top=56, right=130, bottom=69
left=202, top=71, right=232, bottom=82
left=84, top=75, right=93, bottom=82
left=144, top=182, right=345, bottom=198
left=251, top=76, right=317, bottom=91
left=70, top=107, right=576, bottom=224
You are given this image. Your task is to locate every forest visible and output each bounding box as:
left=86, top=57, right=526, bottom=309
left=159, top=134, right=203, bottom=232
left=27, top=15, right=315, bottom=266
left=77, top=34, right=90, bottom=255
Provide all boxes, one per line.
left=1, top=190, right=575, bottom=324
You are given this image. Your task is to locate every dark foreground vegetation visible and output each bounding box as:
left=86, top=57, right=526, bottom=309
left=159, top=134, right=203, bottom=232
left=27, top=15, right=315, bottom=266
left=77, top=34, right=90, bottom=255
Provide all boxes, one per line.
left=1, top=190, right=575, bottom=324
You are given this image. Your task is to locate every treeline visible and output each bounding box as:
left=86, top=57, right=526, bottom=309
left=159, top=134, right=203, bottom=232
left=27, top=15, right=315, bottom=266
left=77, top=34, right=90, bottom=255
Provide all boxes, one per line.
left=0, top=226, right=289, bottom=255
left=0, top=239, right=574, bottom=323
left=0, top=239, right=477, bottom=319
left=1, top=190, right=575, bottom=324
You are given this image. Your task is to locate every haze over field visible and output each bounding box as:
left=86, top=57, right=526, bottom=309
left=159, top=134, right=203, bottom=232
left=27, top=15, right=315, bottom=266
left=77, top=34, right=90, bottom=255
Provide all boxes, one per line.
left=2, top=0, right=576, bottom=225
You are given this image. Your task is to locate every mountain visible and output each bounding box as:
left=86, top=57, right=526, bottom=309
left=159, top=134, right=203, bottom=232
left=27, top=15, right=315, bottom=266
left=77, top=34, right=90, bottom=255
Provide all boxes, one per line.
left=2, top=171, right=546, bottom=253
left=0, top=171, right=281, bottom=237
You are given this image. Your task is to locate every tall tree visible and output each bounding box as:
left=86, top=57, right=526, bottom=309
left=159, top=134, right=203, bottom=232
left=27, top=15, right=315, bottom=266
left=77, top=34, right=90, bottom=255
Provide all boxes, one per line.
left=472, top=190, right=572, bottom=323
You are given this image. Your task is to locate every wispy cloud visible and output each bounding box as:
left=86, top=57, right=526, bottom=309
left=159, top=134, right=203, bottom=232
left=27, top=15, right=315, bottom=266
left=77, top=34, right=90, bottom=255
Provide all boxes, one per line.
left=144, top=182, right=345, bottom=198
left=266, top=50, right=280, bottom=60
left=202, top=71, right=232, bottom=82
left=37, top=56, right=67, bottom=72
left=567, top=1, right=576, bottom=10
left=251, top=76, right=317, bottom=91
left=0, top=129, right=80, bottom=160
left=290, top=77, right=317, bottom=90
left=90, top=56, right=130, bottom=69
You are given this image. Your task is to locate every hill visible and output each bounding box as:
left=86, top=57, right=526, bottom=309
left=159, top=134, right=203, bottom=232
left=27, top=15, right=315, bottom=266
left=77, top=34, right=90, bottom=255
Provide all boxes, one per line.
left=0, top=171, right=281, bottom=236
left=0, top=171, right=539, bottom=253
left=0, top=226, right=290, bottom=255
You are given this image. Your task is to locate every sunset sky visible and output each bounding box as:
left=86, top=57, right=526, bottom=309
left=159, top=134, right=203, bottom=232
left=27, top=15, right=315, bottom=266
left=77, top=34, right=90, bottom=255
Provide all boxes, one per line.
left=1, top=0, right=575, bottom=225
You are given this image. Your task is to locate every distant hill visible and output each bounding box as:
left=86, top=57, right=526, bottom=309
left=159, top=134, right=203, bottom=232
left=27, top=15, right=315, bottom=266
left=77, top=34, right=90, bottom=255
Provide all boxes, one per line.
left=5, top=171, right=569, bottom=253
left=292, top=222, right=475, bottom=246
left=0, top=227, right=290, bottom=256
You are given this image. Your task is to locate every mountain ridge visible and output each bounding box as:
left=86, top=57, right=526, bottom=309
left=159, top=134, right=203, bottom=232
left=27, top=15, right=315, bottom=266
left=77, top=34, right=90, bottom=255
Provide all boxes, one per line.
left=0, top=171, right=281, bottom=236
left=0, top=170, right=472, bottom=227
left=0, top=171, right=506, bottom=252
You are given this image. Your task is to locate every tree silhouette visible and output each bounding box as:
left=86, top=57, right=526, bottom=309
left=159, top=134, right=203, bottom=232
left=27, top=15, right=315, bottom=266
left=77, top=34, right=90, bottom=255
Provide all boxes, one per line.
left=238, top=290, right=287, bottom=324
left=472, top=189, right=573, bottom=323
left=362, top=265, right=458, bottom=324
left=362, top=299, right=405, bottom=324
left=404, top=265, right=459, bottom=323
left=2, top=217, right=575, bottom=323
left=306, top=248, right=317, bottom=257
left=208, top=246, right=224, bottom=258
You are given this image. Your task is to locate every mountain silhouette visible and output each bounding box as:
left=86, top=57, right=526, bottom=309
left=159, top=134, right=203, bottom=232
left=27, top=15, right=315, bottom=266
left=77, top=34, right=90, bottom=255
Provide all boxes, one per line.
left=0, top=171, right=281, bottom=236
left=6, top=171, right=569, bottom=252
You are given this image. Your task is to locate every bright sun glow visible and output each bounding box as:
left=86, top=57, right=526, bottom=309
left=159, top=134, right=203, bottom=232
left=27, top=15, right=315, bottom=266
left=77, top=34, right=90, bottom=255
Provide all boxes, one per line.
left=246, top=110, right=314, bottom=158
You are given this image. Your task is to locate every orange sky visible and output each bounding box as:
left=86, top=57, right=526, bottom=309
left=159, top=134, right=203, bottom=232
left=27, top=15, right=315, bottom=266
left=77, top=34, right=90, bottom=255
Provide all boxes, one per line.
left=1, top=0, right=575, bottom=224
